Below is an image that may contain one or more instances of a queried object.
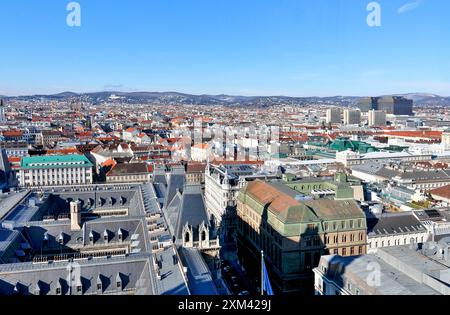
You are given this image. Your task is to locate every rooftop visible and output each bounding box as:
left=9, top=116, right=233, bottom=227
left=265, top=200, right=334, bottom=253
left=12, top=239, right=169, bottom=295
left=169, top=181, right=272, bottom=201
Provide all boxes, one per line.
left=20, top=155, right=93, bottom=170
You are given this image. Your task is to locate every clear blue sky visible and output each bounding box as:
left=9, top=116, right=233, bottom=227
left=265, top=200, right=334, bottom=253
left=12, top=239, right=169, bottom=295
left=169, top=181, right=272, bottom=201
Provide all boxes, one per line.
left=1, top=0, right=449, bottom=96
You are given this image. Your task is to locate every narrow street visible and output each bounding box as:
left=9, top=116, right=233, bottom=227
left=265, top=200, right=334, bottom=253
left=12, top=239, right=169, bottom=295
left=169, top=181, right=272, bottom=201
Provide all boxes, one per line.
left=220, top=234, right=257, bottom=295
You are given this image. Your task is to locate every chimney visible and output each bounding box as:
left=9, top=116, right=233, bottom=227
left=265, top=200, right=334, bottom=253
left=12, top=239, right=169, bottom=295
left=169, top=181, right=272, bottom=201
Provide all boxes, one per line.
left=70, top=201, right=82, bottom=231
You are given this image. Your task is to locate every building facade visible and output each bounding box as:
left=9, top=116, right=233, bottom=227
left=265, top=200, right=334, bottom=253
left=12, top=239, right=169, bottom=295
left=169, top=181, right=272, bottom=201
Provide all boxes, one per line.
left=0, top=99, right=5, bottom=123
left=314, top=240, right=450, bottom=295
left=19, top=154, right=93, bottom=187
left=236, top=180, right=367, bottom=294
left=368, top=110, right=387, bottom=127
left=326, top=108, right=341, bottom=124
left=106, top=163, right=151, bottom=183
left=358, top=96, right=413, bottom=116
left=343, top=109, right=361, bottom=125
left=367, top=212, right=429, bottom=254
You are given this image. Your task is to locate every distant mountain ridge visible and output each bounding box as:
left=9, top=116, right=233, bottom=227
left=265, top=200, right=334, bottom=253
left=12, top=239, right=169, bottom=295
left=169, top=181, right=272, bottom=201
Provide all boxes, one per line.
left=4, top=91, right=450, bottom=107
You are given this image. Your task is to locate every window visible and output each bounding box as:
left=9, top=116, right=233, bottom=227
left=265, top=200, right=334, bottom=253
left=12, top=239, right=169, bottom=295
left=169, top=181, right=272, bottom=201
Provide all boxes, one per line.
left=116, top=281, right=122, bottom=288
left=56, top=287, right=61, bottom=295
left=324, top=223, right=329, bottom=231
left=350, top=247, right=355, bottom=256
left=342, top=248, right=347, bottom=256
left=76, top=285, right=82, bottom=293
left=97, top=283, right=102, bottom=290
left=341, top=221, right=345, bottom=229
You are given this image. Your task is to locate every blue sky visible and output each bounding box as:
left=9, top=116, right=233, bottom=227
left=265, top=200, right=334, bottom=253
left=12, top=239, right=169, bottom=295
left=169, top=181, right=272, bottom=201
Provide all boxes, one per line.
left=0, top=0, right=449, bottom=96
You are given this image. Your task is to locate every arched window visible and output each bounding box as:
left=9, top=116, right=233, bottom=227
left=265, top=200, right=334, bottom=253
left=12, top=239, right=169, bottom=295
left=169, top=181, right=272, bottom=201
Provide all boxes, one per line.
left=185, top=232, right=190, bottom=243
left=201, top=231, right=206, bottom=241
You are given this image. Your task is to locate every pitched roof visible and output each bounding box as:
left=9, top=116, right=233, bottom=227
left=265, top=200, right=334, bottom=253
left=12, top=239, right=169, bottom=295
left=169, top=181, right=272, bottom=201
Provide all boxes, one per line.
left=430, top=185, right=450, bottom=200
left=20, top=155, right=93, bottom=170
left=107, top=163, right=150, bottom=176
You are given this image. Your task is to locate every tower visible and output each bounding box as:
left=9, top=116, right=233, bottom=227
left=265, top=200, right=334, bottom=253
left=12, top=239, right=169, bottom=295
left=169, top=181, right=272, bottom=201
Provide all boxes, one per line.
left=70, top=200, right=82, bottom=231
left=0, top=145, right=11, bottom=187
left=0, top=99, right=5, bottom=122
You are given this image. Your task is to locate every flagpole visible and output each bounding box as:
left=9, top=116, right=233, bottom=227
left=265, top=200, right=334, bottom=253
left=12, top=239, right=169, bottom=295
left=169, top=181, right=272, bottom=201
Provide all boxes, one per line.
left=261, top=250, right=264, bottom=296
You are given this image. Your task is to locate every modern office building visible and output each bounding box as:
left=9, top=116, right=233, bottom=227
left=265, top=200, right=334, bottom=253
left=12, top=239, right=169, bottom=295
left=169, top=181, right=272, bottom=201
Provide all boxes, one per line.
left=368, top=110, right=387, bottom=127
left=358, top=96, right=413, bottom=116
left=378, top=96, right=413, bottom=116
left=326, top=108, right=341, bottom=124
left=357, top=97, right=379, bottom=113
left=236, top=180, right=367, bottom=294
left=442, top=129, right=450, bottom=150
left=19, top=154, right=93, bottom=187
left=343, top=109, right=361, bottom=125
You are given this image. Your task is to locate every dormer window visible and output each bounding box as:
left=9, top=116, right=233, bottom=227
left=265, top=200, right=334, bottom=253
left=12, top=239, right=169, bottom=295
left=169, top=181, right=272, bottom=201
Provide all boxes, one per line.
left=118, top=229, right=123, bottom=242
left=13, top=284, right=20, bottom=295
left=58, top=233, right=64, bottom=245
left=89, top=231, right=94, bottom=244
left=76, top=285, right=82, bottom=293
left=103, top=230, right=109, bottom=243
left=116, top=274, right=122, bottom=290
left=43, top=232, right=49, bottom=243
left=34, top=283, right=41, bottom=296
left=56, top=286, right=61, bottom=295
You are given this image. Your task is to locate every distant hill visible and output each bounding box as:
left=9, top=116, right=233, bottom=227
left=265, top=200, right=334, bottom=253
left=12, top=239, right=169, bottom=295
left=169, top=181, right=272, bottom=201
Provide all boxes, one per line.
left=6, top=91, right=450, bottom=107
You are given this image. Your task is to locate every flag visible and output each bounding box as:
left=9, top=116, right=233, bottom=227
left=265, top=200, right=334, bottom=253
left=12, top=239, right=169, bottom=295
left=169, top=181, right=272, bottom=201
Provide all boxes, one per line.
left=261, top=251, right=274, bottom=296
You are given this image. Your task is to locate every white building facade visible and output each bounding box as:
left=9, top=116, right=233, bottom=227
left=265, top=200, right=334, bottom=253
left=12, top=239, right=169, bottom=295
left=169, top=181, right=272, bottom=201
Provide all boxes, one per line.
left=19, top=155, right=93, bottom=187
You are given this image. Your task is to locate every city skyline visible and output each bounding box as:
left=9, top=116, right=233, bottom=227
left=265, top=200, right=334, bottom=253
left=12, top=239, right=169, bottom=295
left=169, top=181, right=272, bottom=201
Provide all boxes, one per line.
left=1, top=0, right=450, bottom=96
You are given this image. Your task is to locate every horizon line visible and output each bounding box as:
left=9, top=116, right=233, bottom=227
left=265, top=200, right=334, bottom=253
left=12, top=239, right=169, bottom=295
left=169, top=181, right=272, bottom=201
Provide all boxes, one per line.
left=1, top=90, right=448, bottom=99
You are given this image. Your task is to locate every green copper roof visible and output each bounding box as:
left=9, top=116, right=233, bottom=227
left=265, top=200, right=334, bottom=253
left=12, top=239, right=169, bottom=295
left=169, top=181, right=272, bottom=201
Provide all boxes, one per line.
left=20, top=154, right=93, bottom=169
left=329, top=137, right=378, bottom=153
